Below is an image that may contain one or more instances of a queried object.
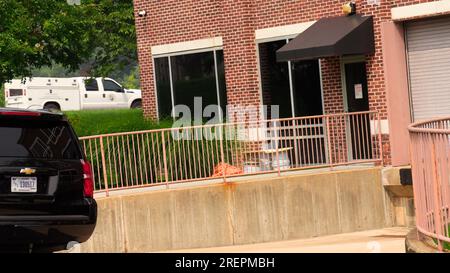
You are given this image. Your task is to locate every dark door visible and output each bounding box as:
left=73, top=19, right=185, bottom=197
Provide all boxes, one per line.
left=344, top=62, right=372, bottom=160
left=291, top=60, right=326, bottom=166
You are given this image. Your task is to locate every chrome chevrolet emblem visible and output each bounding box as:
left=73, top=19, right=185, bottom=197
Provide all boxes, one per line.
left=20, top=168, right=36, bottom=175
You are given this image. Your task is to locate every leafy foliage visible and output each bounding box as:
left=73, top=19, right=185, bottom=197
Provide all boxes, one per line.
left=0, top=0, right=90, bottom=84
left=81, top=0, right=137, bottom=77
left=121, top=65, right=140, bottom=89
left=31, top=62, right=79, bottom=77
left=0, top=0, right=137, bottom=84
left=0, top=86, right=4, bottom=107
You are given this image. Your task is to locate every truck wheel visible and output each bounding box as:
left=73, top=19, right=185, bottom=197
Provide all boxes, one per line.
left=131, top=100, right=142, bottom=109
left=44, top=102, right=61, bottom=112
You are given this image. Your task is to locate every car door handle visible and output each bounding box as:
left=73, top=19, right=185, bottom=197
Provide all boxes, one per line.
left=103, top=94, right=106, bottom=98
left=85, top=94, right=88, bottom=98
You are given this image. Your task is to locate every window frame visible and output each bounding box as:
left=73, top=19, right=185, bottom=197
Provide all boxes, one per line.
left=102, top=78, right=124, bottom=93
left=152, top=46, right=225, bottom=122
left=256, top=37, right=325, bottom=119
left=84, top=78, right=100, bottom=92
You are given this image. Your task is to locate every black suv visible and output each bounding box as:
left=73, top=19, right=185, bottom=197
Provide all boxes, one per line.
left=0, top=108, right=97, bottom=252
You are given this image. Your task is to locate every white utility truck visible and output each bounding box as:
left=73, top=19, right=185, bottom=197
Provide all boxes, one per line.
left=4, top=77, right=142, bottom=111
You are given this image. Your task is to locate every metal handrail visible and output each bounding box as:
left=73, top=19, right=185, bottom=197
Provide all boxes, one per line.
left=409, top=116, right=450, bottom=252
left=80, top=111, right=383, bottom=197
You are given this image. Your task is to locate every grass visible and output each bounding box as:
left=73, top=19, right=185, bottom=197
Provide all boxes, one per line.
left=0, top=85, right=158, bottom=135
left=441, top=226, right=450, bottom=251
left=64, top=109, right=173, bottom=137
left=431, top=225, right=450, bottom=251
left=446, top=226, right=450, bottom=251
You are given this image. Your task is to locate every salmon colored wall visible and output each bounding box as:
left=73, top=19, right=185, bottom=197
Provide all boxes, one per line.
left=381, top=22, right=411, bottom=166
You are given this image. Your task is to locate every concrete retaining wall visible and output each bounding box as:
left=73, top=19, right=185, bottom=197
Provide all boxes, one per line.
left=381, top=167, right=415, bottom=227
left=81, top=167, right=390, bottom=252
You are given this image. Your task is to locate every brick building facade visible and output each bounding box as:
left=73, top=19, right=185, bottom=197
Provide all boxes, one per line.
left=133, top=0, right=450, bottom=166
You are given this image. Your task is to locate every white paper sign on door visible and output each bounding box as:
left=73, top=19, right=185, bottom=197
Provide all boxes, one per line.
left=354, top=84, right=363, bottom=99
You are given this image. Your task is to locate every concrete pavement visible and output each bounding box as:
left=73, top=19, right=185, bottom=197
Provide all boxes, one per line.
left=163, top=227, right=411, bottom=253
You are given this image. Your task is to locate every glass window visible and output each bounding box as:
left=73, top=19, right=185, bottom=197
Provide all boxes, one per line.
left=103, top=79, right=123, bottom=92
left=154, top=57, right=173, bottom=118
left=9, top=89, right=24, bottom=97
left=154, top=50, right=227, bottom=121
left=0, top=120, right=82, bottom=159
left=258, top=40, right=323, bottom=118
left=258, top=40, right=292, bottom=119
left=84, top=79, right=99, bottom=91
left=216, top=50, right=227, bottom=118
left=291, top=60, right=323, bottom=116
left=170, top=51, right=218, bottom=117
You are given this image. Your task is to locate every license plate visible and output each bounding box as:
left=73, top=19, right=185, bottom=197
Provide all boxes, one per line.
left=11, top=177, right=37, bottom=193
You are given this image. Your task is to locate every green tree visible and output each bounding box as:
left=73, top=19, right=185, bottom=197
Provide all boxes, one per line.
left=0, top=0, right=137, bottom=84
left=32, top=62, right=78, bottom=77
left=81, top=0, right=137, bottom=77
left=0, top=0, right=91, bottom=84
left=121, top=65, right=140, bottom=89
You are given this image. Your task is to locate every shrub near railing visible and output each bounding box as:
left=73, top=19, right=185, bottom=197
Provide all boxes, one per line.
left=80, top=125, right=243, bottom=191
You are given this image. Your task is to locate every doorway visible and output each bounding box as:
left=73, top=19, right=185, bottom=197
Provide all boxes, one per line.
left=343, top=60, right=372, bottom=160
left=258, top=39, right=326, bottom=167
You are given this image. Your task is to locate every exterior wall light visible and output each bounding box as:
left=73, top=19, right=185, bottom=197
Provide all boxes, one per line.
left=342, top=2, right=357, bottom=16
left=138, top=10, right=147, bottom=17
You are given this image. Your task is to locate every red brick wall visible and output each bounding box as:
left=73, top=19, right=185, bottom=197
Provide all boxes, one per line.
left=133, top=0, right=223, bottom=119
left=221, top=1, right=260, bottom=112
left=133, top=0, right=438, bottom=165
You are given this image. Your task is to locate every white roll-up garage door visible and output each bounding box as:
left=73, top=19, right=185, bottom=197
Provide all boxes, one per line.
left=406, top=17, right=450, bottom=121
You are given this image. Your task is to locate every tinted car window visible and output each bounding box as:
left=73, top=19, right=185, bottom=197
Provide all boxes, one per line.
left=0, top=120, right=82, bottom=159
left=102, top=80, right=122, bottom=92
left=85, top=79, right=99, bottom=91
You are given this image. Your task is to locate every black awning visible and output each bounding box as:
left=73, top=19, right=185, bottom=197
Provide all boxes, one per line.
left=276, top=15, right=375, bottom=62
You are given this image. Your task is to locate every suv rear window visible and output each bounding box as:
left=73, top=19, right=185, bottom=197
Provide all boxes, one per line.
left=0, top=120, right=82, bottom=159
